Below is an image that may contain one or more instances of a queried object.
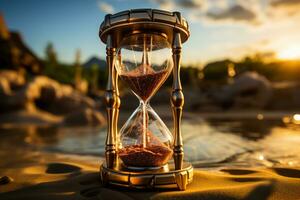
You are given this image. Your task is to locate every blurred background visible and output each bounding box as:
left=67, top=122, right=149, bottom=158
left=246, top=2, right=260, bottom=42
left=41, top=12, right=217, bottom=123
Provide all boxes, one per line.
left=1, top=0, right=300, bottom=168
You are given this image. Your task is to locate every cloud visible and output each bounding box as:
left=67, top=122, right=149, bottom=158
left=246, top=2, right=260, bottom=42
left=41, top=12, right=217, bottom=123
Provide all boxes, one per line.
left=152, top=0, right=203, bottom=10
left=98, top=2, right=114, bottom=14
left=177, top=0, right=203, bottom=8
left=150, top=0, right=300, bottom=26
left=271, top=0, right=300, bottom=7
left=269, top=0, right=300, bottom=16
left=206, top=4, right=257, bottom=22
left=153, top=0, right=257, bottom=23
left=151, top=0, right=175, bottom=10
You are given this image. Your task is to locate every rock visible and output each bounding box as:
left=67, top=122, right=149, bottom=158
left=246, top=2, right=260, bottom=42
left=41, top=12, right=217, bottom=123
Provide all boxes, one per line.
left=63, top=108, right=106, bottom=126
left=24, top=76, right=64, bottom=101
left=0, top=14, right=41, bottom=73
left=0, top=71, right=106, bottom=126
left=22, top=76, right=97, bottom=114
left=0, top=76, right=11, bottom=94
left=0, top=70, right=25, bottom=88
left=0, top=70, right=28, bottom=111
left=0, top=176, right=13, bottom=185
left=0, top=13, right=10, bottom=40
left=40, top=85, right=57, bottom=103
left=0, top=70, right=25, bottom=96
left=0, top=89, right=29, bottom=111
left=52, top=93, right=96, bottom=115
left=213, top=72, right=272, bottom=109
left=269, top=82, right=300, bottom=110
left=74, top=79, right=88, bottom=94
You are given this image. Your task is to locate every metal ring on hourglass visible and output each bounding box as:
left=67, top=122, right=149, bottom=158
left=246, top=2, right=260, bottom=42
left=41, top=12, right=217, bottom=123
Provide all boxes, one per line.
left=99, top=9, right=190, bottom=47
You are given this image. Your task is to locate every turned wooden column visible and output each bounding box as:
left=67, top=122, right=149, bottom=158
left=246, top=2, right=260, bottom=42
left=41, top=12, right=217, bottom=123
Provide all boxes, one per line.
left=171, top=32, right=184, bottom=170
left=104, top=34, right=117, bottom=168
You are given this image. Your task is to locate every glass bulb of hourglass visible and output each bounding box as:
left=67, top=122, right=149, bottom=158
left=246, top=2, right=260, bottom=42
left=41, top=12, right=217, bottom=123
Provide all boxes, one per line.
left=115, top=33, right=174, bottom=169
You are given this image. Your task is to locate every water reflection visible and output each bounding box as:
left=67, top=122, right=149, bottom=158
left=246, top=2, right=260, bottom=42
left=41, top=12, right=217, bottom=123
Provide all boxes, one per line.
left=205, top=119, right=280, bottom=140
left=0, top=117, right=300, bottom=168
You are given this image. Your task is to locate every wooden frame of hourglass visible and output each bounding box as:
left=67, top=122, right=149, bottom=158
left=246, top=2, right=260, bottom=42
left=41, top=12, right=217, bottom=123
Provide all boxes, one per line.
left=99, top=9, right=193, bottom=190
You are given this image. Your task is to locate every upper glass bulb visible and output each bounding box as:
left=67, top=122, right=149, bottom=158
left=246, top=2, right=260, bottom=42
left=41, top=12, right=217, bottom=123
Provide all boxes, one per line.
left=115, top=33, right=173, bottom=102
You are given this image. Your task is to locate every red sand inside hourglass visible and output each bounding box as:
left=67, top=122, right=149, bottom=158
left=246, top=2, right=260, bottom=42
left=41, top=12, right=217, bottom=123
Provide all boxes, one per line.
left=119, top=64, right=170, bottom=101
left=119, top=144, right=173, bottom=167
left=119, top=63, right=172, bottom=168
left=119, top=130, right=173, bottom=167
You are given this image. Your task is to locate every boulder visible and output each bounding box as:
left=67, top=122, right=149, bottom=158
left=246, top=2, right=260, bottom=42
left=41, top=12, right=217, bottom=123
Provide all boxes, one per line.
left=0, top=70, right=25, bottom=95
left=269, top=82, right=300, bottom=110
left=0, top=76, right=11, bottom=95
left=40, top=85, right=58, bottom=103
left=0, top=71, right=106, bottom=126
left=63, top=108, right=106, bottom=126
left=22, top=76, right=97, bottom=114
left=0, top=70, right=28, bottom=111
left=213, top=72, right=272, bottom=109
left=0, top=70, right=25, bottom=88
left=0, top=14, right=41, bottom=73
left=52, top=93, right=96, bottom=114
left=24, top=76, right=64, bottom=101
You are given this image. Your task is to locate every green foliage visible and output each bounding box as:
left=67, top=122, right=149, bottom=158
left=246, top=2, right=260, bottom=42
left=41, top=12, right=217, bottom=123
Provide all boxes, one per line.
left=45, top=43, right=57, bottom=66
left=82, top=64, right=107, bottom=91
left=43, top=42, right=75, bottom=84
left=203, top=55, right=300, bottom=82
left=234, top=56, right=273, bottom=78
left=203, top=59, right=231, bottom=81
left=265, top=60, right=300, bottom=81
left=181, top=67, right=200, bottom=86
left=43, top=61, right=75, bottom=84
left=42, top=42, right=108, bottom=89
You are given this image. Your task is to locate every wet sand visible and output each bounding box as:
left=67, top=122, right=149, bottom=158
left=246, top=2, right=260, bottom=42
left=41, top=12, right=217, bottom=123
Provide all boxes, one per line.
left=1, top=151, right=300, bottom=200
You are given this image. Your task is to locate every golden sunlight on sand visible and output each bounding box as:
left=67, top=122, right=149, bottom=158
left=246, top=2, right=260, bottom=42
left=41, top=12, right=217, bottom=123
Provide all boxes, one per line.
left=1, top=152, right=300, bottom=200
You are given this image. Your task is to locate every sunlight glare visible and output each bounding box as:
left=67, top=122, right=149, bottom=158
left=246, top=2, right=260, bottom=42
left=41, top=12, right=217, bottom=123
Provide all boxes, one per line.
left=293, top=114, right=300, bottom=121
left=257, top=113, right=264, bottom=120
left=292, top=114, right=300, bottom=124
left=277, top=46, right=300, bottom=60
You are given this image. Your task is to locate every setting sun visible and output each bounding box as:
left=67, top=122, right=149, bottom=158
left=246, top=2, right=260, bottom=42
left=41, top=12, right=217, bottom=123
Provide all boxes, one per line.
left=277, top=46, right=300, bottom=60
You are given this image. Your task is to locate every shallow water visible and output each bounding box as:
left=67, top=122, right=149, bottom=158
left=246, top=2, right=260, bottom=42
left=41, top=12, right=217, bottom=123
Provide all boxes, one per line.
left=0, top=117, right=300, bottom=168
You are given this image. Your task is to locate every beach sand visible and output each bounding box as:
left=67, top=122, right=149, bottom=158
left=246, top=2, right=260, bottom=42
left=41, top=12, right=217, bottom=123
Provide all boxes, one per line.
left=1, top=151, right=300, bottom=200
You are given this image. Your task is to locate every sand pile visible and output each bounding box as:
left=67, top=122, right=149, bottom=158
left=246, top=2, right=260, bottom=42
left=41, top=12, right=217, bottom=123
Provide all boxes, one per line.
left=1, top=150, right=300, bottom=200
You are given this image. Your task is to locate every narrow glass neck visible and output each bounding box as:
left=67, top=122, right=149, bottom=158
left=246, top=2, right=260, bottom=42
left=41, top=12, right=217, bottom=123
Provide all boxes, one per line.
left=139, top=100, right=150, bottom=106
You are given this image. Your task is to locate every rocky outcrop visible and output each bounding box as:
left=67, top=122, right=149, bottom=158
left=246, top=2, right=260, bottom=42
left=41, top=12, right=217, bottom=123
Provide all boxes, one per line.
left=0, top=13, right=9, bottom=40
left=24, top=76, right=96, bottom=114
left=185, top=71, right=273, bottom=111
left=0, top=70, right=28, bottom=110
left=63, top=108, right=106, bottom=126
left=0, top=13, right=41, bottom=73
left=0, top=70, right=105, bottom=126
left=212, top=71, right=272, bottom=109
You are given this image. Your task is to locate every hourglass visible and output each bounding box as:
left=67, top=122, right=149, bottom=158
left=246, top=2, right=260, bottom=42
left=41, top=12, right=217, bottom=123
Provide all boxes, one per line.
left=117, top=33, right=174, bottom=170
left=99, top=9, right=193, bottom=190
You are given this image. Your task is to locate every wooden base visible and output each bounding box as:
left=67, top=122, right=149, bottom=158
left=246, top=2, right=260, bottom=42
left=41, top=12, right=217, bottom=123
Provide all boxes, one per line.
left=100, top=160, right=193, bottom=190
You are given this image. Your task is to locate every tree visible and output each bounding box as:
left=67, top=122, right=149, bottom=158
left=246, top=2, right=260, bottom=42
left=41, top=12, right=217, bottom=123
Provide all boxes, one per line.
left=43, top=42, right=75, bottom=84
left=45, top=42, right=57, bottom=66
left=90, top=63, right=99, bottom=92
left=74, top=49, right=82, bottom=86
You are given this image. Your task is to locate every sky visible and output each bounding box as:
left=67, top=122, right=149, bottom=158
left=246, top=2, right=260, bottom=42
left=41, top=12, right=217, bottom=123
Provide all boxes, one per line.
left=1, top=0, right=300, bottom=66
